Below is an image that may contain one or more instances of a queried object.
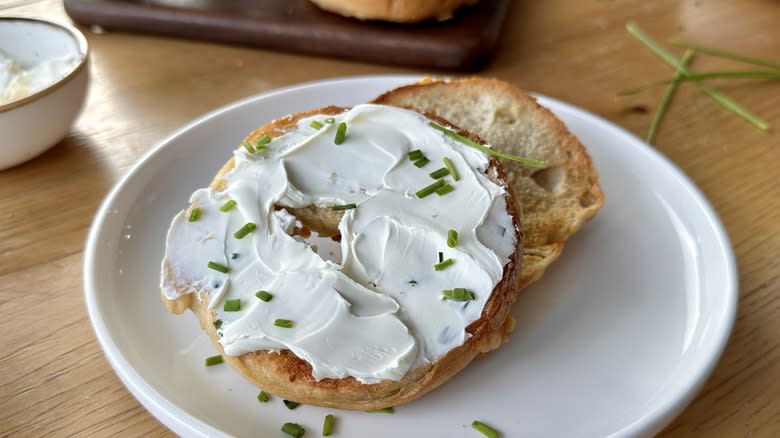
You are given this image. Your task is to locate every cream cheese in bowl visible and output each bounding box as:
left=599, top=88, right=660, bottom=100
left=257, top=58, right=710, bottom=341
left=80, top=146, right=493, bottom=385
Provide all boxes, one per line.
left=0, top=49, right=80, bottom=105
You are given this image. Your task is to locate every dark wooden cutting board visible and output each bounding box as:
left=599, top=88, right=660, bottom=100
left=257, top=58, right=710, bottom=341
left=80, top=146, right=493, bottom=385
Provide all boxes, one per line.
left=63, top=0, right=510, bottom=70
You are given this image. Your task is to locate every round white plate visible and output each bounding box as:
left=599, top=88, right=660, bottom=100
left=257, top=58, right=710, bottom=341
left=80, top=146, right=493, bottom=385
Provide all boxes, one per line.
left=84, top=75, right=737, bottom=438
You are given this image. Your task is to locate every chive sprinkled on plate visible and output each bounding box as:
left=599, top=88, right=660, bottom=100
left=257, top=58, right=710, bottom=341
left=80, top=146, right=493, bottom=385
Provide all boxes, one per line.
left=255, top=290, right=273, bottom=302
left=322, top=414, right=334, bottom=436
left=281, top=422, right=305, bottom=437
left=188, top=207, right=201, bottom=222
left=442, top=288, right=475, bottom=301
left=223, top=299, right=241, bottom=311
left=213, top=319, right=222, bottom=329
left=283, top=400, right=301, bottom=409
left=472, top=420, right=500, bottom=438
left=429, top=167, right=450, bottom=179
left=416, top=180, right=446, bottom=198
left=275, top=319, right=294, bottom=328
left=257, top=390, right=270, bottom=403
left=219, top=199, right=236, bottom=212
left=325, top=117, right=335, bottom=123
left=207, top=261, right=229, bottom=273
left=366, top=407, right=394, bottom=413
left=334, top=122, right=347, bottom=144
left=429, top=122, right=545, bottom=167
left=233, top=222, right=257, bottom=239
left=205, top=355, right=223, bottom=366
left=447, top=229, right=458, bottom=247
left=442, top=157, right=460, bottom=181
left=310, top=120, right=324, bottom=130
left=407, top=149, right=424, bottom=160
left=434, top=258, right=454, bottom=271
left=413, top=156, right=430, bottom=167
left=435, top=183, right=455, bottom=196
left=241, top=140, right=256, bottom=154
left=331, top=203, right=356, bottom=211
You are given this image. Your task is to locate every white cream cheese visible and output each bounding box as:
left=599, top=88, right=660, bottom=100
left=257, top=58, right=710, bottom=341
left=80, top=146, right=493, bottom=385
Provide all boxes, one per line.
left=161, top=104, right=516, bottom=383
left=0, top=50, right=80, bottom=104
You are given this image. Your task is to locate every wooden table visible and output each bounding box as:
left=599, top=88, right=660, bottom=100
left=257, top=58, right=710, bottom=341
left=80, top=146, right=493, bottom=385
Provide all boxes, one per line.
left=1, top=0, right=778, bottom=436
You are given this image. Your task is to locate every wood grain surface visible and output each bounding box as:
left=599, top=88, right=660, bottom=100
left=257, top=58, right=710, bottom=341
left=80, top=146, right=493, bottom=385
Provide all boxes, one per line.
left=1, top=0, right=778, bottom=436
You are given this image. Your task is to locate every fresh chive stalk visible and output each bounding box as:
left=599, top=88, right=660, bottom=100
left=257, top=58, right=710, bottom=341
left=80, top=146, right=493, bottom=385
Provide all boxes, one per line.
left=233, top=222, right=257, bottom=239
left=442, top=288, right=476, bottom=301
left=429, top=167, right=450, bottom=179
left=325, top=117, right=335, bottom=123
left=219, top=199, right=236, bottom=212
left=435, top=184, right=454, bottom=196
left=322, top=414, right=334, bottom=436
left=647, top=49, right=694, bottom=145
left=447, top=229, right=458, bottom=247
left=310, top=120, right=324, bottom=130
left=207, top=261, right=229, bottom=273
left=442, top=157, right=460, bottom=181
left=416, top=180, right=446, bottom=198
left=618, top=69, right=780, bottom=96
left=275, top=319, right=294, bottom=328
left=331, top=203, right=357, bottom=211
left=407, top=149, right=424, bottom=160
left=205, top=355, right=223, bottom=366
left=257, top=390, right=270, bottom=403
left=669, top=38, right=780, bottom=69
left=413, top=156, right=430, bottom=167
left=366, top=407, right=394, bottom=413
left=188, top=207, right=201, bottom=222
left=223, top=299, right=241, bottom=312
left=241, top=140, right=256, bottom=154
left=281, top=422, right=305, bottom=438
left=429, top=122, right=545, bottom=167
left=283, top=400, right=301, bottom=409
left=255, top=290, right=273, bottom=302
left=472, top=420, right=500, bottom=438
left=434, top=258, right=454, bottom=271
left=334, top=122, right=347, bottom=145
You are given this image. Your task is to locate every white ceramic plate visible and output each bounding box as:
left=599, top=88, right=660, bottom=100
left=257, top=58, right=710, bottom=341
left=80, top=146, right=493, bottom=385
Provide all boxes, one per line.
left=84, top=75, right=737, bottom=438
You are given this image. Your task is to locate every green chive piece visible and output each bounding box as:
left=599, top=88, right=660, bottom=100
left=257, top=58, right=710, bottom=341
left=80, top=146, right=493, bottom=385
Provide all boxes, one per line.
left=334, top=122, right=347, bottom=145
left=331, top=203, right=357, bottom=211
left=618, top=69, right=780, bottom=96
left=416, top=180, right=446, bottom=198
left=255, top=290, right=273, bottom=302
left=442, top=157, right=460, bottom=181
left=407, top=149, right=424, bottom=160
left=435, top=184, right=454, bottom=196
left=257, top=134, right=271, bottom=145
left=669, top=38, right=780, bottom=70
left=447, top=229, right=458, bottom=247
left=205, top=355, right=223, bottom=366
left=275, top=319, right=294, bottom=328
left=213, top=319, right=222, bottom=329
left=188, top=207, right=201, bottom=222
left=310, top=120, right=324, bottom=130
left=241, top=140, right=256, bottom=154
left=233, top=222, right=257, bottom=239
left=223, top=299, right=241, bottom=312
left=366, top=407, right=394, bottom=413
left=208, top=261, right=229, bottom=273
left=281, top=422, right=305, bottom=438
left=429, top=122, right=545, bottom=168
left=257, top=390, right=270, bottom=403
left=413, top=156, right=430, bottom=167
left=219, top=199, right=236, bottom=212
left=325, top=117, right=335, bottom=123
left=647, top=49, right=694, bottom=145
left=434, top=258, right=454, bottom=271
left=283, top=400, right=301, bottom=409
left=322, top=414, right=334, bottom=436
left=429, top=167, right=450, bottom=179
left=472, top=420, right=500, bottom=438
left=442, top=288, right=476, bottom=301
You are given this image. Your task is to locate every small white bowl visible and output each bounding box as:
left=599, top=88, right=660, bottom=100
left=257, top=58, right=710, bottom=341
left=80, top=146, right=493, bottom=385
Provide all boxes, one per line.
left=0, top=17, right=89, bottom=170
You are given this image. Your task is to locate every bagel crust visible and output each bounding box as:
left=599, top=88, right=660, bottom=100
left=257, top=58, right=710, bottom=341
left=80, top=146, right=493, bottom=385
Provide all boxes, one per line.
left=161, top=105, right=522, bottom=409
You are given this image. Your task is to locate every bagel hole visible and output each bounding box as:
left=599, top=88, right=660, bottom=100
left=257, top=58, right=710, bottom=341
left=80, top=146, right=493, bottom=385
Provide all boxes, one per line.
left=294, top=224, right=342, bottom=264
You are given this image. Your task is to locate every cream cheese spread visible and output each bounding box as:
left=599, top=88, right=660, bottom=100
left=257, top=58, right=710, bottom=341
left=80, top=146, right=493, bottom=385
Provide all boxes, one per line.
left=161, top=104, right=516, bottom=383
left=0, top=50, right=80, bottom=105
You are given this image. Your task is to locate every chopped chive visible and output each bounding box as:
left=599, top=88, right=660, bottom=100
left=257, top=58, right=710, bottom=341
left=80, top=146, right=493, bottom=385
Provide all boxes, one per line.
left=208, top=261, right=229, bottom=273
left=233, top=222, right=257, bottom=239
left=669, top=38, right=780, bottom=70
left=435, top=184, right=455, bottom=196
left=407, top=149, right=424, bottom=160
left=188, top=207, right=201, bottom=222
left=438, top=251, right=443, bottom=263
left=618, top=69, right=780, bottom=96
left=647, top=49, right=694, bottom=145
left=255, top=290, right=273, bottom=302
left=416, top=180, right=446, bottom=198
left=434, top=258, right=454, bottom=271
left=219, top=200, right=236, bottom=212
left=241, top=140, right=256, bottom=154
left=331, top=203, right=357, bottom=211
left=257, top=390, right=270, bottom=403
left=472, top=420, right=500, bottom=438
left=447, top=229, right=458, bottom=247
left=213, top=319, right=222, bottom=329
left=429, top=167, right=450, bottom=179
left=257, top=134, right=271, bottom=146
left=205, top=355, right=223, bottom=366
left=442, top=288, right=475, bottom=301
left=442, top=157, right=460, bottom=181
left=334, top=122, right=347, bottom=145
left=429, top=122, right=545, bottom=168
left=283, top=400, right=300, bottom=409
left=310, top=120, right=324, bottom=130
left=413, top=156, right=430, bottom=167
left=325, top=117, right=335, bottom=124
left=281, top=422, right=305, bottom=438
left=366, top=407, right=394, bottom=413
left=322, top=414, right=334, bottom=436
left=275, top=319, right=294, bottom=328
left=223, top=299, right=241, bottom=312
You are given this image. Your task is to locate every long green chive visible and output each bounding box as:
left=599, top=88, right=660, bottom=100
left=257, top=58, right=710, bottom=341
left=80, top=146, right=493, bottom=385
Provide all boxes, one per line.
left=325, top=117, right=335, bottom=123
left=322, top=414, right=334, bottom=436
left=447, top=229, right=458, bottom=247
left=188, top=207, right=201, bottom=222
left=472, top=420, right=500, bottom=438
left=626, top=22, right=770, bottom=131
left=310, top=120, right=324, bottom=130
left=281, top=422, right=305, bottom=438
left=618, top=69, right=780, bottom=96
left=205, top=355, right=223, bottom=366
left=334, top=122, right=347, bottom=145
left=241, top=140, right=256, bottom=154
left=442, top=288, right=476, bottom=301
left=416, top=180, right=446, bottom=198
left=257, top=390, right=270, bottom=403
left=647, top=49, right=695, bottom=145
left=213, top=319, right=222, bottom=329
left=233, top=222, right=257, bottom=239
left=429, top=167, right=450, bottom=179
left=429, top=122, right=545, bottom=167
left=208, top=261, right=229, bottom=273
left=435, top=184, right=454, bottom=196
left=434, top=258, right=454, bottom=271
left=223, top=299, right=241, bottom=311
left=366, top=407, right=394, bottom=413
left=442, top=157, right=460, bottom=181
left=283, top=400, right=300, bottom=409
left=669, top=38, right=780, bottom=70
left=413, top=156, right=430, bottom=167
left=331, top=203, right=356, bottom=211
left=407, top=149, right=424, bottom=160
left=275, top=319, right=294, bottom=328
left=255, top=290, right=273, bottom=302
left=219, top=199, right=236, bottom=212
